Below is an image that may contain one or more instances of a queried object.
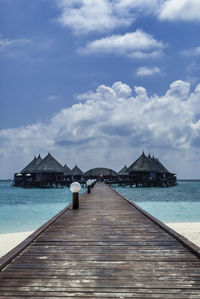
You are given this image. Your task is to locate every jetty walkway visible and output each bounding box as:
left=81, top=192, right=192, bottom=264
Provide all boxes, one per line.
left=0, top=183, right=200, bottom=298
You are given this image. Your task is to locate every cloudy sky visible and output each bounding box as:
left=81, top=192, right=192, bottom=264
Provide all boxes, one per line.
left=0, top=0, right=200, bottom=179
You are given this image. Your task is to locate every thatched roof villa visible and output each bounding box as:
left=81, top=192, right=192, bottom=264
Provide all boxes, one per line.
left=127, top=152, right=176, bottom=187
left=14, top=151, right=176, bottom=188
left=63, top=164, right=72, bottom=176
left=31, top=153, right=65, bottom=174
left=21, top=155, right=43, bottom=174
left=85, top=168, right=117, bottom=180
left=15, top=153, right=68, bottom=187
left=71, top=165, right=84, bottom=176
left=128, top=152, right=169, bottom=174
left=118, top=165, right=129, bottom=176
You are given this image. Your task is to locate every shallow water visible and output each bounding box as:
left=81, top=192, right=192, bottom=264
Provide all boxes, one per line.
left=0, top=181, right=199, bottom=233
left=0, top=181, right=85, bottom=233
left=113, top=181, right=200, bottom=223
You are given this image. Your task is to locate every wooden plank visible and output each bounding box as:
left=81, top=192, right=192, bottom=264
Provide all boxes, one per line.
left=0, top=290, right=200, bottom=299
left=0, top=202, right=72, bottom=271
left=112, top=187, right=200, bottom=258
left=0, top=277, right=200, bottom=288
left=2, top=269, right=200, bottom=278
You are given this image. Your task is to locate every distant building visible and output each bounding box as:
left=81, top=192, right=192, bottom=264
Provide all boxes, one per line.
left=14, top=151, right=176, bottom=188
left=14, top=153, right=65, bottom=188
left=118, top=165, right=129, bottom=180
left=71, top=165, right=84, bottom=181
left=85, top=167, right=117, bottom=182
left=21, top=155, right=43, bottom=174
left=63, top=164, right=72, bottom=176
left=127, top=152, right=176, bottom=187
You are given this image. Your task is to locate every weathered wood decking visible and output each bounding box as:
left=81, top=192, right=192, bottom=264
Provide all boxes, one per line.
left=0, top=183, right=200, bottom=298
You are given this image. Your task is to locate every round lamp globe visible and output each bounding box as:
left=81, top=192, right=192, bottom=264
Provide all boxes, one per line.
left=70, top=182, right=81, bottom=193
left=87, top=179, right=92, bottom=186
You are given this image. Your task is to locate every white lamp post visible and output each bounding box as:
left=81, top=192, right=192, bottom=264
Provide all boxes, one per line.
left=70, top=182, right=81, bottom=209
left=87, top=179, right=92, bottom=194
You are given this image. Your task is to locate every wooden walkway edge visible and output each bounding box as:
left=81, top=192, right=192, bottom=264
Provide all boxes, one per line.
left=112, top=188, right=200, bottom=258
left=0, top=203, right=72, bottom=272
left=0, top=183, right=200, bottom=298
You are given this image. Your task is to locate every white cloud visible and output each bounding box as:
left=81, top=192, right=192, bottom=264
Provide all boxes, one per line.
left=182, top=46, right=200, bottom=57
left=0, top=37, right=31, bottom=50
left=79, top=30, right=165, bottom=59
left=134, top=86, right=147, bottom=98
left=0, top=35, right=53, bottom=62
left=1, top=80, right=200, bottom=179
left=112, top=82, right=132, bottom=98
left=159, top=0, right=200, bottom=21
left=56, top=0, right=133, bottom=34
left=136, top=66, right=161, bottom=76
left=55, top=0, right=200, bottom=35
left=165, top=80, right=191, bottom=100
left=45, top=95, right=61, bottom=101
left=114, top=0, right=160, bottom=14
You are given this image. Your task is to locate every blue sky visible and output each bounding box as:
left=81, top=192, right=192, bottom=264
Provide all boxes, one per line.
left=0, top=0, right=200, bottom=179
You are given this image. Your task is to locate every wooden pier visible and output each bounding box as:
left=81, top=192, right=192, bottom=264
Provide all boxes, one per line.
left=0, top=183, right=200, bottom=298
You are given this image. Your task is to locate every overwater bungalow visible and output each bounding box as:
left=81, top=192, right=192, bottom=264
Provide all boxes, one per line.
left=63, top=164, right=72, bottom=176
left=127, top=152, right=176, bottom=187
left=71, top=165, right=84, bottom=181
left=21, top=155, right=43, bottom=174
left=14, top=153, right=65, bottom=188
left=14, top=155, right=43, bottom=187
left=14, top=151, right=176, bottom=188
left=84, top=167, right=117, bottom=182
left=62, top=164, right=73, bottom=185
left=30, top=153, right=65, bottom=188
left=118, top=165, right=129, bottom=180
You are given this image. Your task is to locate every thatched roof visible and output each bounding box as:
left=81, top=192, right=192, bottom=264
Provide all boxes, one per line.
left=151, top=158, right=169, bottom=173
left=128, top=152, right=169, bottom=174
left=85, top=167, right=117, bottom=177
left=21, top=155, right=43, bottom=174
left=118, top=165, right=129, bottom=175
left=63, top=164, right=72, bottom=175
left=71, top=165, right=84, bottom=176
left=32, top=153, right=65, bottom=173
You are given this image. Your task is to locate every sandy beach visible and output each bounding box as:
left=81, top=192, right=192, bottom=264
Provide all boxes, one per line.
left=0, top=223, right=200, bottom=259
left=166, top=222, right=200, bottom=247
left=0, top=231, right=33, bottom=258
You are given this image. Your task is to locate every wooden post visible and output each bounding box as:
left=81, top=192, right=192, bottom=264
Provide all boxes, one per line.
left=73, top=192, right=79, bottom=209
left=87, top=185, right=91, bottom=193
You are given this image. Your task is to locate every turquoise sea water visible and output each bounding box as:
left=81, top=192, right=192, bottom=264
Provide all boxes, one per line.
left=0, top=181, right=200, bottom=234
left=114, top=181, right=200, bottom=223
left=0, top=181, right=85, bottom=234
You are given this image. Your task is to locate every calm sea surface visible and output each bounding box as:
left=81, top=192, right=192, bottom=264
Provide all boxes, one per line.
left=0, top=181, right=200, bottom=234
